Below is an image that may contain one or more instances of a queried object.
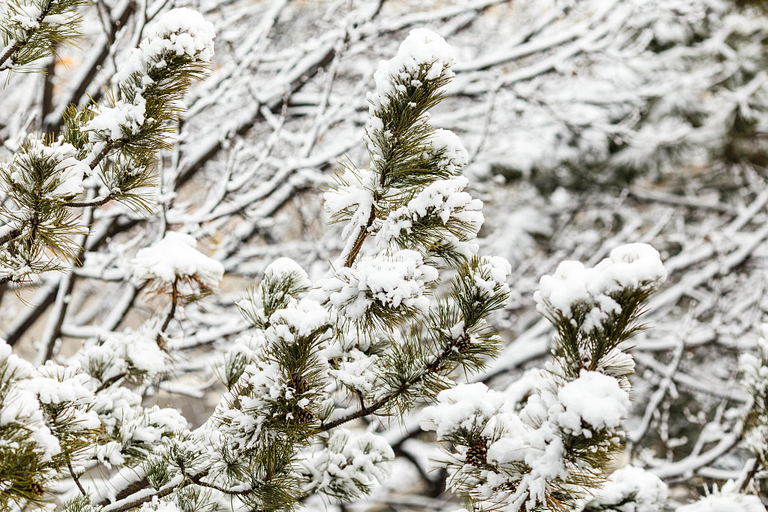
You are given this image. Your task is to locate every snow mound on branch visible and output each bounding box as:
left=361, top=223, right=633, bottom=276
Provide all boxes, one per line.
left=303, top=428, right=394, bottom=497
left=0, top=340, right=60, bottom=461
left=85, top=97, right=147, bottom=141
left=131, top=231, right=224, bottom=289
left=431, top=129, right=468, bottom=174
left=115, top=8, right=215, bottom=85
left=325, top=249, right=438, bottom=321
left=139, top=497, right=183, bottom=512
left=555, top=370, right=629, bottom=433
left=677, top=481, right=765, bottom=512
left=421, top=383, right=508, bottom=439
left=368, top=28, right=455, bottom=113
left=264, top=257, right=311, bottom=289
left=581, top=465, right=668, bottom=512
left=376, top=176, right=483, bottom=248
left=78, top=322, right=170, bottom=385
left=88, top=9, right=214, bottom=143
left=534, top=243, right=666, bottom=323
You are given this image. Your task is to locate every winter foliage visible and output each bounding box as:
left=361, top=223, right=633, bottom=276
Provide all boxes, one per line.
left=2, top=0, right=768, bottom=511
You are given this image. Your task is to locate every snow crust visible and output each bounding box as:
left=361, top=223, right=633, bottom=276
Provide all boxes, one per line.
left=131, top=231, right=224, bottom=290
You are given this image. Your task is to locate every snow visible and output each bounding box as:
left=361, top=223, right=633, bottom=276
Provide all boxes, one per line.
left=535, top=243, right=666, bottom=326
left=77, top=323, right=170, bottom=385
left=580, top=465, right=669, bottom=512
left=677, top=481, right=766, bottom=512
left=473, top=255, right=512, bottom=297
left=267, top=298, right=329, bottom=341
left=84, top=96, right=147, bottom=141
left=431, top=129, right=469, bottom=175
left=555, top=370, right=629, bottom=434
left=9, top=4, right=41, bottom=30
left=114, top=8, right=215, bottom=86
left=264, top=257, right=311, bottom=289
left=131, top=231, right=224, bottom=289
left=740, top=326, right=768, bottom=458
left=86, top=9, right=215, bottom=144
left=324, top=249, right=438, bottom=321
left=303, top=428, right=394, bottom=497
left=9, top=136, right=87, bottom=199
left=421, top=383, right=509, bottom=439
left=139, top=497, right=183, bottom=512
left=375, top=176, right=484, bottom=249
left=367, top=28, right=456, bottom=114
left=323, top=167, right=376, bottom=240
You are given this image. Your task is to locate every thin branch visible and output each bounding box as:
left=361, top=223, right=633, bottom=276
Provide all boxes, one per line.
left=161, top=279, right=178, bottom=332
left=66, top=455, right=87, bottom=497
left=66, top=194, right=114, bottom=208
left=319, top=328, right=469, bottom=431
left=740, top=455, right=762, bottom=492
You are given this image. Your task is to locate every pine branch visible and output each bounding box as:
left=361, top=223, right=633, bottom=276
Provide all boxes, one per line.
left=320, top=327, right=470, bottom=431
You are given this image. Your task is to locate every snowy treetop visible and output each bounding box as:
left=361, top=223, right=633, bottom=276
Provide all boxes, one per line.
left=368, top=27, right=455, bottom=114
left=535, top=243, right=667, bottom=324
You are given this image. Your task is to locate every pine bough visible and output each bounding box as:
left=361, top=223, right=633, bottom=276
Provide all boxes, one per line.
left=0, top=5, right=766, bottom=512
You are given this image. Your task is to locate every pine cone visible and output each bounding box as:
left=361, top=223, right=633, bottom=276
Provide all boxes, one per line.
left=453, top=332, right=471, bottom=353
left=28, top=481, right=45, bottom=496
left=465, top=437, right=488, bottom=466
left=294, top=407, right=314, bottom=424
left=290, top=373, right=311, bottom=394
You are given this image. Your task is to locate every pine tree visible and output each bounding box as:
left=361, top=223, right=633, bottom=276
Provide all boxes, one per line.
left=5, top=4, right=750, bottom=512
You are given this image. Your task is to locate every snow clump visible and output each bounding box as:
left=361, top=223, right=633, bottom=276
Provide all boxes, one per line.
left=677, top=480, right=766, bottom=512
left=131, top=231, right=224, bottom=291
left=115, top=8, right=215, bottom=85
left=6, top=136, right=88, bottom=199
left=86, top=8, right=214, bottom=144
left=534, top=243, right=666, bottom=330
left=375, top=176, right=483, bottom=249
left=367, top=28, right=455, bottom=114
left=302, top=428, right=394, bottom=498
left=421, top=383, right=509, bottom=439
left=579, top=465, right=669, bottom=512
left=324, top=249, right=438, bottom=322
